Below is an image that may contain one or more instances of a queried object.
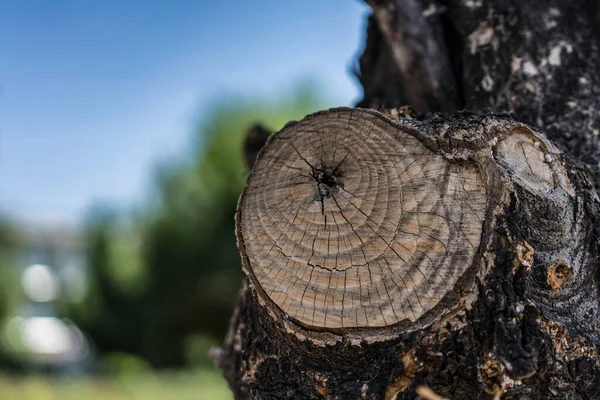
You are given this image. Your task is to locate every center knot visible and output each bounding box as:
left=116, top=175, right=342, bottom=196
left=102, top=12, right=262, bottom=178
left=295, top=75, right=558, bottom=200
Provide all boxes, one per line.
left=313, top=165, right=342, bottom=199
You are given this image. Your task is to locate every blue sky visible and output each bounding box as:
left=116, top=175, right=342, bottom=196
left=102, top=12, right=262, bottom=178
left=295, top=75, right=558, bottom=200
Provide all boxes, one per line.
left=0, top=1, right=369, bottom=225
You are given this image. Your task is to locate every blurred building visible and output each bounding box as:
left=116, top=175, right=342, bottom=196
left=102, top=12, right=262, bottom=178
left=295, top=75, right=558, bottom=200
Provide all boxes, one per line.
left=2, top=224, right=94, bottom=374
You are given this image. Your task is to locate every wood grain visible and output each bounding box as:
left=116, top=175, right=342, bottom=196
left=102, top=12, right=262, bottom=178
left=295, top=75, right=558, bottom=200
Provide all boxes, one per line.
left=237, top=108, right=486, bottom=329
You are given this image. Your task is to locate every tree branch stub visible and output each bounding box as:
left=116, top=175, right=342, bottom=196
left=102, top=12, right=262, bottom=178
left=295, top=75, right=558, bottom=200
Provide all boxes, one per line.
left=237, top=108, right=486, bottom=333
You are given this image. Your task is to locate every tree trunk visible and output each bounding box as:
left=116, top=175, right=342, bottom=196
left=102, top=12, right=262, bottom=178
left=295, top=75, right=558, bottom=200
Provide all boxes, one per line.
left=215, top=1, right=600, bottom=399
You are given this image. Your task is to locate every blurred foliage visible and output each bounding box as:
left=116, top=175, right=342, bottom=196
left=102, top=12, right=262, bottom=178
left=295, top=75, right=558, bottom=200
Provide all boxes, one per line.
left=64, top=85, right=326, bottom=368
left=103, top=352, right=152, bottom=379
left=0, top=216, right=21, bottom=369
left=0, top=368, right=231, bottom=400
left=0, top=218, right=18, bottom=252
left=0, top=219, right=12, bottom=318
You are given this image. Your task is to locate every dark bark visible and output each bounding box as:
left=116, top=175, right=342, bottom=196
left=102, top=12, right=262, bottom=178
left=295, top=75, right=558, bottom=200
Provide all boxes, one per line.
left=360, top=0, right=600, bottom=184
left=216, top=1, right=600, bottom=399
left=357, top=0, right=463, bottom=112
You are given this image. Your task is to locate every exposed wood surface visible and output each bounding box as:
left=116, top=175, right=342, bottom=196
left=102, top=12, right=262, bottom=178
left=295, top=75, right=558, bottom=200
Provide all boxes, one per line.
left=239, top=108, right=485, bottom=329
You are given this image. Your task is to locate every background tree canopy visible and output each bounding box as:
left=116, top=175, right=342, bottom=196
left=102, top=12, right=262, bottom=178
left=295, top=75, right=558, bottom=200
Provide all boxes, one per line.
left=64, top=86, right=326, bottom=369
left=0, top=216, right=21, bottom=370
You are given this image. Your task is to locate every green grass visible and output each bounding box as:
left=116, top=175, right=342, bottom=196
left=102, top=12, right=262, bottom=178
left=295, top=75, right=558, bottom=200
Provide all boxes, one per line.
left=0, top=368, right=232, bottom=400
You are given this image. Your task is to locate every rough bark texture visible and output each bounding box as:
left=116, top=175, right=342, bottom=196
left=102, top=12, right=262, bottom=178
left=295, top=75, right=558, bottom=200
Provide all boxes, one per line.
left=359, top=0, right=600, bottom=185
left=215, top=1, right=600, bottom=399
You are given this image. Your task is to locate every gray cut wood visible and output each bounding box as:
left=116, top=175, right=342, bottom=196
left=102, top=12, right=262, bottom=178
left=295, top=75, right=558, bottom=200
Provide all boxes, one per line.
left=238, top=108, right=486, bottom=329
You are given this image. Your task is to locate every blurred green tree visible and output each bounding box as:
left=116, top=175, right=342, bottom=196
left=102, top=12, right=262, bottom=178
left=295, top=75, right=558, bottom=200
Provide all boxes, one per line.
left=69, top=206, right=149, bottom=360
left=0, top=216, right=21, bottom=370
left=0, top=218, right=12, bottom=338
left=67, top=85, right=326, bottom=368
